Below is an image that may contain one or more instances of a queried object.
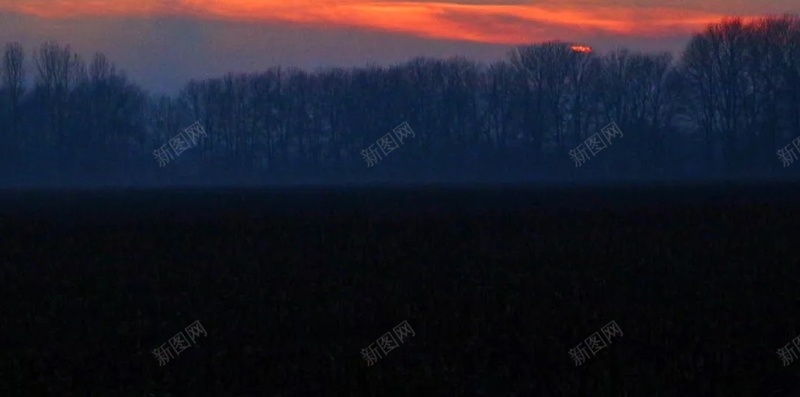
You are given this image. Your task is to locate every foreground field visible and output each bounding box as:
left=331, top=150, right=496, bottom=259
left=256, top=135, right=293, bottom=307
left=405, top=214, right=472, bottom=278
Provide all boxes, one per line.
left=2, top=185, right=800, bottom=396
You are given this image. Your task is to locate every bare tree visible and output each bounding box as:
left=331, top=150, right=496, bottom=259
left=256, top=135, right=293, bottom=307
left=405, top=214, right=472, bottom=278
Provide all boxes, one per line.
left=1, top=42, right=25, bottom=171
left=32, top=41, right=85, bottom=153
left=510, top=42, right=584, bottom=153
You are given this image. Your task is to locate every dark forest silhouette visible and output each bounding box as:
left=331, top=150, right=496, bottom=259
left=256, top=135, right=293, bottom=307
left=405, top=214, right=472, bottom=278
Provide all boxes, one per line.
left=1, top=15, right=799, bottom=186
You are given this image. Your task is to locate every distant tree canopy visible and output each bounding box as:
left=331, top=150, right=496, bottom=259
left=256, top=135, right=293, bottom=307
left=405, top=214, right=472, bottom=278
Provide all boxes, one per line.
left=1, top=15, right=799, bottom=186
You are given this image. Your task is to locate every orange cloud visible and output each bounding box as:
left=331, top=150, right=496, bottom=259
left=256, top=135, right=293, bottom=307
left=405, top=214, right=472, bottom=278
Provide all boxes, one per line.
left=0, top=0, right=169, bottom=18
left=0, top=0, right=771, bottom=44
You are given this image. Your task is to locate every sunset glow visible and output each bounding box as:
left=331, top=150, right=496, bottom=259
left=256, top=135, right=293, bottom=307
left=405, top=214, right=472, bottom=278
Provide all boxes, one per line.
left=571, top=45, right=593, bottom=53
left=0, top=0, right=776, bottom=45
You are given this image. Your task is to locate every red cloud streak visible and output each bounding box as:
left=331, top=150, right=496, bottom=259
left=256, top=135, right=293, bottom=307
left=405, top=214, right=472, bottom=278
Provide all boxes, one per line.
left=0, top=0, right=769, bottom=44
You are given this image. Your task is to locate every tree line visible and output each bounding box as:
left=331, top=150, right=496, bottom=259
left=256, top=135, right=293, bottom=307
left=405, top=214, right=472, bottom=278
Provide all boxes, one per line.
left=1, top=15, right=799, bottom=186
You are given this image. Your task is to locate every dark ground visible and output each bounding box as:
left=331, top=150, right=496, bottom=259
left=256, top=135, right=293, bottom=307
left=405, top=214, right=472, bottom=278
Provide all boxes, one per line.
left=2, top=183, right=800, bottom=396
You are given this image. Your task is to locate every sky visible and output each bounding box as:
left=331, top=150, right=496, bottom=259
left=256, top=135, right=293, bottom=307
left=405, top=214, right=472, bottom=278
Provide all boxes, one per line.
left=0, top=0, right=797, bottom=94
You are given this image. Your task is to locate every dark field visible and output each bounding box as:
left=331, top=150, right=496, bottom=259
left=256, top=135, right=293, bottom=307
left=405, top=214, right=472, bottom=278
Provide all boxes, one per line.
left=2, top=183, right=800, bottom=396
